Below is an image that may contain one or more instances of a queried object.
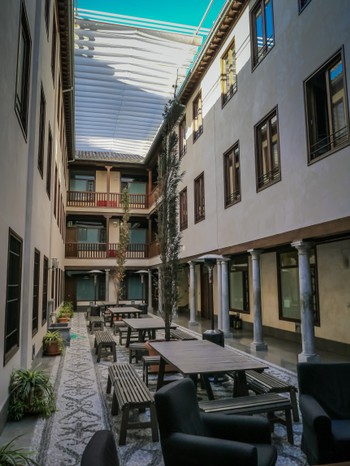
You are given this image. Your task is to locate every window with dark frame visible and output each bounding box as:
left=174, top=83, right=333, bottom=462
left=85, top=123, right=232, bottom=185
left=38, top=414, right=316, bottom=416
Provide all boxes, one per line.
left=255, top=107, right=280, bottom=190
left=32, top=249, right=40, bottom=335
left=38, top=86, right=46, bottom=177
left=179, top=187, right=188, bottom=231
left=298, top=0, right=311, bottom=13
left=229, top=255, right=249, bottom=313
left=193, top=92, right=203, bottom=142
left=15, top=2, right=31, bottom=136
left=221, top=39, right=237, bottom=106
left=224, top=142, right=241, bottom=207
left=54, top=165, right=58, bottom=218
left=277, top=249, right=319, bottom=325
left=305, top=50, right=349, bottom=162
left=251, top=0, right=274, bottom=67
left=42, top=256, right=48, bottom=325
left=51, top=14, right=57, bottom=81
left=4, top=230, right=23, bottom=365
left=179, top=116, right=187, bottom=158
left=46, top=126, right=52, bottom=197
left=194, top=172, right=205, bottom=223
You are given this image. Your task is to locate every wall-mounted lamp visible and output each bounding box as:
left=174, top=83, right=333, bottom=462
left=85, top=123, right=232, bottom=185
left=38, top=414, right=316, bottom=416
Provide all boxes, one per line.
left=50, top=258, right=59, bottom=270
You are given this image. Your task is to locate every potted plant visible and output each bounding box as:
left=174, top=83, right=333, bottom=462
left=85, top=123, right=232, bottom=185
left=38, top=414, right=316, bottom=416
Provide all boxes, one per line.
left=8, top=368, right=56, bottom=421
left=0, top=436, right=39, bottom=465
left=43, top=331, right=64, bottom=356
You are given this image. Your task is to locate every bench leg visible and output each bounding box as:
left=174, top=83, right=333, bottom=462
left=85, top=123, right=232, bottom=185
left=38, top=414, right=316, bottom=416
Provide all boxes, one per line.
left=112, top=344, right=117, bottom=362
left=106, top=374, right=112, bottom=394
left=97, top=344, right=102, bottom=362
left=119, top=406, right=130, bottom=445
left=285, top=408, right=294, bottom=445
left=149, top=403, right=159, bottom=442
left=289, top=388, right=300, bottom=422
left=111, top=392, right=119, bottom=415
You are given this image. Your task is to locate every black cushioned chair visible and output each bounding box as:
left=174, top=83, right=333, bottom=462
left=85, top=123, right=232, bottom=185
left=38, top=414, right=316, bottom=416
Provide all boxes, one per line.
left=154, top=378, right=277, bottom=466
left=81, top=430, right=120, bottom=466
left=298, top=362, right=350, bottom=465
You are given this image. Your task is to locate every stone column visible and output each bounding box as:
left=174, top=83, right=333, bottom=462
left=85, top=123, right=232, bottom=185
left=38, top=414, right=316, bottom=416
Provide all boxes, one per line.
left=188, top=261, right=198, bottom=325
left=292, top=241, right=320, bottom=362
left=105, top=269, right=110, bottom=302
left=221, top=259, right=232, bottom=337
left=105, top=165, right=112, bottom=205
left=147, top=269, right=153, bottom=313
left=248, top=249, right=267, bottom=351
left=157, top=267, right=162, bottom=314
left=217, top=260, right=222, bottom=329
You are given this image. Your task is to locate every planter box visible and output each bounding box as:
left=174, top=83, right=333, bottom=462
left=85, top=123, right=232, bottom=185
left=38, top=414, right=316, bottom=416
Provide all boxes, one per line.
left=48, top=323, right=71, bottom=346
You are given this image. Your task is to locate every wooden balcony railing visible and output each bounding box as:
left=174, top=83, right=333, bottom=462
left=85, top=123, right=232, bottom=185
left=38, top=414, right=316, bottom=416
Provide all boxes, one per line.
left=65, top=242, right=150, bottom=259
left=67, top=191, right=147, bottom=209
left=148, top=186, right=160, bottom=207
left=148, top=240, right=160, bottom=258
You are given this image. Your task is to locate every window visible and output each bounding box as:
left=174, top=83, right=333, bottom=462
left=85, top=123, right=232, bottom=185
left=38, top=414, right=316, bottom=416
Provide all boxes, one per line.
left=38, top=86, right=46, bottom=177
left=221, top=39, right=237, bottom=106
left=224, top=142, right=241, bottom=207
left=194, top=173, right=205, bottom=223
left=179, top=116, right=187, bottom=158
left=32, top=249, right=40, bottom=335
left=229, top=255, right=249, bottom=313
left=4, top=230, right=22, bottom=365
left=51, top=14, right=57, bottom=81
left=42, top=256, right=48, bottom=324
left=251, top=0, right=274, bottom=67
left=305, top=50, right=349, bottom=162
left=278, top=249, right=319, bottom=324
left=15, top=2, right=31, bottom=136
left=179, top=187, right=188, bottom=231
left=45, top=0, right=50, bottom=34
left=255, top=107, right=280, bottom=190
left=298, top=0, right=311, bottom=13
left=193, top=92, right=203, bottom=142
left=46, top=126, right=52, bottom=197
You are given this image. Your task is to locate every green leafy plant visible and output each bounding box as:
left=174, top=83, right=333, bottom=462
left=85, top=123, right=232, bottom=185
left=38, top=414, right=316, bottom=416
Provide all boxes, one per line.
left=8, top=368, right=56, bottom=421
left=157, top=98, right=184, bottom=340
left=43, top=331, right=64, bottom=355
left=59, top=301, right=74, bottom=318
left=0, top=436, right=40, bottom=465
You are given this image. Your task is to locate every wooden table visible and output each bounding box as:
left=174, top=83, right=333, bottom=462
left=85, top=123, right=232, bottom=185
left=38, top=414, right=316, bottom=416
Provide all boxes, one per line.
left=122, top=317, right=177, bottom=348
left=108, top=306, right=141, bottom=326
left=149, top=339, right=268, bottom=399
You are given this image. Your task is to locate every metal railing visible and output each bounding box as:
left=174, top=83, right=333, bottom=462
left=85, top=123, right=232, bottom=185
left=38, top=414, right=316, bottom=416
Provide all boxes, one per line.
left=67, top=191, right=147, bottom=209
left=65, top=242, right=150, bottom=259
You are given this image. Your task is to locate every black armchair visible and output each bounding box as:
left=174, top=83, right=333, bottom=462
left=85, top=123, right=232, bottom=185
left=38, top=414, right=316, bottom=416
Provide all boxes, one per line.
left=154, top=378, right=277, bottom=466
left=81, top=430, right=120, bottom=466
left=298, top=362, right=350, bottom=465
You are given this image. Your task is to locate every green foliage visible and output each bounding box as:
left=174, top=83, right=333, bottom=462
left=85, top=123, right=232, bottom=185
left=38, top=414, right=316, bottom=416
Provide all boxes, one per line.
left=8, top=368, right=56, bottom=421
left=113, top=187, right=130, bottom=304
left=43, top=331, right=64, bottom=352
left=0, top=436, right=40, bottom=465
left=157, top=98, right=184, bottom=340
left=58, top=301, right=74, bottom=318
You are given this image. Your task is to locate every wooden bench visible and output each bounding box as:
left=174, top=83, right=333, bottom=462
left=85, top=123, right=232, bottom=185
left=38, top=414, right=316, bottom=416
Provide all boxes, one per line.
left=94, top=331, right=117, bottom=363
left=129, top=342, right=148, bottom=363
left=142, top=355, right=161, bottom=386
left=246, top=370, right=299, bottom=422
left=170, top=329, right=198, bottom=340
left=199, top=392, right=294, bottom=445
left=118, top=327, right=139, bottom=346
left=106, top=362, right=159, bottom=445
left=88, top=316, right=104, bottom=333
left=113, top=321, right=126, bottom=335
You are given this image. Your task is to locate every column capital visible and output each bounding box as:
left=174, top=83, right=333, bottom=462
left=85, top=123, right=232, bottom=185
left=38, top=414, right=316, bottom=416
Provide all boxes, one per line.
left=188, top=260, right=195, bottom=268
left=105, top=269, right=110, bottom=273
left=248, top=249, right=263, bottom=258
left=291, top=240, right=313, bottom=253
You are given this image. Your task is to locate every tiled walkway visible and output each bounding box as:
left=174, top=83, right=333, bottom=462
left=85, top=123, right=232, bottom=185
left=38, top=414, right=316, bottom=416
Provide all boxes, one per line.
left=0, top=311, right=348, bottom=465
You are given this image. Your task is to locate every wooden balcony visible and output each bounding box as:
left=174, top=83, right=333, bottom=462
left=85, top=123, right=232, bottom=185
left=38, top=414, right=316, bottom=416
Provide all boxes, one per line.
left=67, top=191, right=147, bottom=209
left=65, top=242, right=150, bottom=259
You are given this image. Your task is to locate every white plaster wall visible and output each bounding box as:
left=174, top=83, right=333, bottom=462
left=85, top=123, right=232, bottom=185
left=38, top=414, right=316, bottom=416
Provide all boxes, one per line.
left=180, top=1, right=350, bottom=259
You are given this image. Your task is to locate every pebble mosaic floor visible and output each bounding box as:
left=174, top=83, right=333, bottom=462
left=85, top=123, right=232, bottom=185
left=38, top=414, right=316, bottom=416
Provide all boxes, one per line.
left=32, top=314, right=308, bottom=465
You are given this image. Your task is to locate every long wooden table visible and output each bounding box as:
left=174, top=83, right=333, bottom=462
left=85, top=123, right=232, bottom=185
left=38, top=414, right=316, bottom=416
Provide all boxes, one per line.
left=107, top=306, right=142, bottom=326
left=148, top=339, right=268, bottom=399
left=122, top=317, right=177, bottom=348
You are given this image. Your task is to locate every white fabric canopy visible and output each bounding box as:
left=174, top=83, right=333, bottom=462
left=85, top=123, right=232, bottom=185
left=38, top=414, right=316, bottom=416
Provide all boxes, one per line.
left=74, top=18, right=202, bottom=157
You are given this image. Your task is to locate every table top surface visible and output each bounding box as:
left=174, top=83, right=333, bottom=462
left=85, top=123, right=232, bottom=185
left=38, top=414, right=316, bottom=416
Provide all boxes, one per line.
left=122, top=316, right=177, bottom=331
left=108, top=307, right=141, bottom=315
left=149, top=339, right=268, bottom=375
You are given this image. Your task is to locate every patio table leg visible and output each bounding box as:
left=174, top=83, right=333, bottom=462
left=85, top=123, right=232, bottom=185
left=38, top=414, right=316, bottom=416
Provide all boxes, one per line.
left=233, top=371, right=249, bottom=397
left=156, top=358, right=166, bottom=390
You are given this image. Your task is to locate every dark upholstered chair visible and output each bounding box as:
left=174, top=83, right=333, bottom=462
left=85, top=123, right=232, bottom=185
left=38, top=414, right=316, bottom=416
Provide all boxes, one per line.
left=81, top=430, right=120, bottom=466
left=154, top=378, right=277, bottom=466
left=298, top=362, right=350, bottom=465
